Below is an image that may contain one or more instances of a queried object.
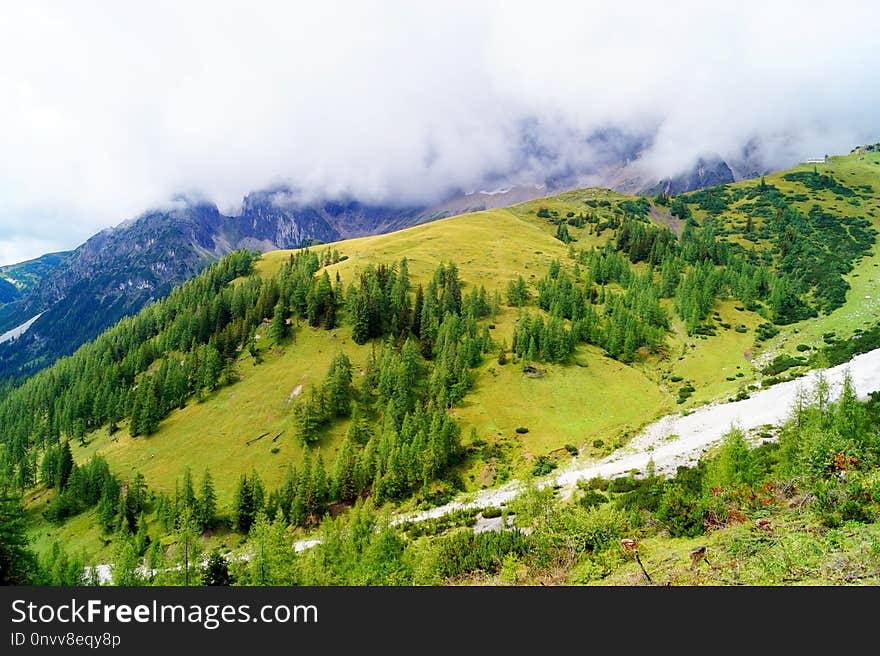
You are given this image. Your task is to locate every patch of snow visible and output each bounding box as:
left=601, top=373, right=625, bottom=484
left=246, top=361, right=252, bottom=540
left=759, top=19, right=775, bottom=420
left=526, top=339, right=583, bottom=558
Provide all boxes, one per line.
left=0, top=312, right=43, bottom=345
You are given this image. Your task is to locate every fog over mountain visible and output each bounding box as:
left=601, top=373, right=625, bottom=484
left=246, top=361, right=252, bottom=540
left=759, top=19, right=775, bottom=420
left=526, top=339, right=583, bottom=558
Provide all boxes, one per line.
left=2, top=1, right=879, bottom=265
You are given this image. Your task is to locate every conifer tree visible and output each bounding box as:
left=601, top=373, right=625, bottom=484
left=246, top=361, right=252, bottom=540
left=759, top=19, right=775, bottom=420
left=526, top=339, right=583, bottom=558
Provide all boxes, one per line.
left=198, top=469, right=217, bottom=530
left=270, top=300, right=288, bottom=342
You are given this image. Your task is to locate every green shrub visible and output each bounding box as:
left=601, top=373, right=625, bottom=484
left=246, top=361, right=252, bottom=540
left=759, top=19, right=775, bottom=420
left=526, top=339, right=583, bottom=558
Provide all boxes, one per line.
left=543, top=504, right=625, bottom=554
left=796, top=343, right=811, bottom=352
left=434, top=529, right=530, bottom=578
left=577, top=476, right=609, bottom=491
left=756, top=323, right=780, bottom=341
left=762, top=354, right=806, bottom=376
left=670, top=375, right=684, bottom=382
left=531, top=455, right=557, bottom=477
left=592, top=439, right=604, bottom=449
left=564, top=444, right=579, bottom=456
left=515, top=426, right=529, bottom=434
left=655, top=482, right=705, bottom=537
left=480, top=506, right=503, bottom=519
left=608, top=476, right=640, bottom=493
left=579, top=490, right=609, bottom=509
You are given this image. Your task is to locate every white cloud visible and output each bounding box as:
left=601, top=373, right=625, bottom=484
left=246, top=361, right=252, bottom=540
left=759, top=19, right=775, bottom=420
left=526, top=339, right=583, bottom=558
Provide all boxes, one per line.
left=1, top=0, right=879, bottom=265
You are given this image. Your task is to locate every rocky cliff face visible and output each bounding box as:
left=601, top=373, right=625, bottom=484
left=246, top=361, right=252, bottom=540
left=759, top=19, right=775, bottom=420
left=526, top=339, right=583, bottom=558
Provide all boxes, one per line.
left=641, top=157, right=737, bottom=196
left=0, top=194, right=372, bottom=378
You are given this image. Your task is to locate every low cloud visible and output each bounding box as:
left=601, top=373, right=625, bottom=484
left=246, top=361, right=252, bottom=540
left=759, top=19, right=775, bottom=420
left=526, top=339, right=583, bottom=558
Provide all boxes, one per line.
left=1, top=1, right=878, bottom=264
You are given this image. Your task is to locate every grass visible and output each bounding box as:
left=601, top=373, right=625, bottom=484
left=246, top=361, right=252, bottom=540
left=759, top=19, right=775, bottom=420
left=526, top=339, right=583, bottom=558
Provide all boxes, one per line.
left=587, top=509, right=880, bottom=586
left=456, top=341, right=669, bottom=484
left=72, top=326, right=365, bottom=506
left=666, top=299, right=763, bottom=404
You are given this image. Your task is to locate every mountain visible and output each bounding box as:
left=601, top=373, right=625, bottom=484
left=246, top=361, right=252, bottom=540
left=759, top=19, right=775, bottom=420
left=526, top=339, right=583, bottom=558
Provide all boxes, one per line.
left=4, top=149, right=880, bottom=587
left=640, top=156, right=736, bottom=196
left=0, top=194, right=430, bottom=378
left=0, top=144, right=785, bottom=381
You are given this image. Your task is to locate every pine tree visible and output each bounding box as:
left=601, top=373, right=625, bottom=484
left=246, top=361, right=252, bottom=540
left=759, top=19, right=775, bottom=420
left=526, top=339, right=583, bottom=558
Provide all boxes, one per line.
left=294, top=386, right=326, bottom=444
left=97, top=489, right=117, bottom=533
left=202, top=548, right=233, bottom=585
left=332, top=438, right=357, bottom=502
left=270, top=300, right=288, bottom=343
left=56, top=441, right=74, bottom=489
left=198, top=469, right=217, bottom=530
left=134, top=512, right=150, bottom=556
left=313, top=454, right=328, bottom=511
left=233, top=474, right=256, bottom=534
left=325, top=353, right=353, bottom=417
left=176, top=504, right=202, bottom=586
left=0, top=495, right=39, bottom=584
left=181, top=468, right=196, bottom=515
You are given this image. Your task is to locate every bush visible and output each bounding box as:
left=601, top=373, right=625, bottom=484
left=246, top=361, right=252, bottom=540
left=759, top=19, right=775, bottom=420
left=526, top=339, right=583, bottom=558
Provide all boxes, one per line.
left=796, top=343, right=811, bottom=352
left=577, top=476, right=609, bottom=491
left=530, top=503, right=626, bottom=571
left=531, top=455, right=557, bottom=477
left=608, top=476, right=640, bottom=493
left=592, top=439, right=604, bottom=449
left=515, top=426, right=529, bottom=434
left=564, top=444, right=579, bottom=456
left=762, top=354, right=806, bottom=376
left=655, top=483, right=705, bottom=537
left=434, top=529, right=530, bottom=578
left=756, top=323, right=780, bottom=342
left=480, top=506, right=503, bottom=519
left=669, top=375, right=684, bottom=383
left=579, top=490, right=609, bottom=509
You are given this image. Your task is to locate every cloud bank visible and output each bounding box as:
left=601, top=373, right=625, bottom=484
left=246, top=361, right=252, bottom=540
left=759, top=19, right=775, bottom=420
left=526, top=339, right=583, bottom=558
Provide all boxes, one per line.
left=1, top=1, right=879, bottom=264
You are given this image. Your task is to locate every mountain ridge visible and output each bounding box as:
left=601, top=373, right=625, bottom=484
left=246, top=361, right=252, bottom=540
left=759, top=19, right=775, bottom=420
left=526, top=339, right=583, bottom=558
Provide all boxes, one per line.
left=0, top=151, right=786, bottom=379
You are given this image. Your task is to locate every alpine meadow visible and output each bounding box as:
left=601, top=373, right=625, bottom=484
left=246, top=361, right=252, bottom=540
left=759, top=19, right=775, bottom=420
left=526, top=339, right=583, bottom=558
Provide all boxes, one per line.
left=3, top=145, right=880, bottom=587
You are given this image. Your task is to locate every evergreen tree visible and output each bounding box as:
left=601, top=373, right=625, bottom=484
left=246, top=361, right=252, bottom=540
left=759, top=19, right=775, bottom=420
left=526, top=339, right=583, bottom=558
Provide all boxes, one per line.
left=175, top=505, right=202, bottom=586
left=0, top=495, right=39, bottom=584
left=233, top=473, right=257, bottom=534
left=332, top=437, right=358, bottom=502
left=202, top=548, right=233, bottom=585
left=325, top=353, right=353, bottom=417
left=97, top=489, right=117, bottom=533
left=270, top=300, right=288, bottom=342
left=198, top=469, right=217, bottom=530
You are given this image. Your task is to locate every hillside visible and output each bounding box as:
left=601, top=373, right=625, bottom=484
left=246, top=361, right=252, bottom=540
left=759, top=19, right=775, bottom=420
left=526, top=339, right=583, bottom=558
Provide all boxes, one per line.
left=0, top=152, right=761, bottom=383
left=4, top=149, right=880, bottom=583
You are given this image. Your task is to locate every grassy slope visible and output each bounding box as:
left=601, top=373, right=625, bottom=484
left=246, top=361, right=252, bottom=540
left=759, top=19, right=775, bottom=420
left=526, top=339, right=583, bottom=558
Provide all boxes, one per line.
left=697, top=151, right=880, bottom=361
left=30, top=153, right=880, bottom=559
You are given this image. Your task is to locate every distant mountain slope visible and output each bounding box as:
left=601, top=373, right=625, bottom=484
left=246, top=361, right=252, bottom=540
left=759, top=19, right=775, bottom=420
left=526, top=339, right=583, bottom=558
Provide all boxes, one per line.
left=0, top=195, right=343, bottom=377
left=0, top=251, right=71, bottom=305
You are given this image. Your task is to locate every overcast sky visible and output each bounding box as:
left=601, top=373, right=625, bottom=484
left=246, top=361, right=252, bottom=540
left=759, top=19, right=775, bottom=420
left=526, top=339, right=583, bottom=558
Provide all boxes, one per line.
left=1, top=1, right=879, bottom=266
